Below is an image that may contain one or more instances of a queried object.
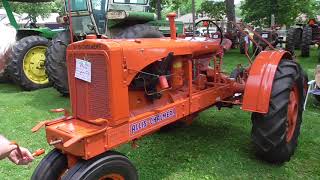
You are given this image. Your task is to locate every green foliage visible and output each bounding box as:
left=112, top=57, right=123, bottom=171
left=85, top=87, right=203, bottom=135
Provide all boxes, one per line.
left=240, top=0, right=320, bottom=26
left=1, top=0, right=64, bottom=22
left=200, top=1, right=226, bottom=20
left=149, top=0, right=202, bottom=18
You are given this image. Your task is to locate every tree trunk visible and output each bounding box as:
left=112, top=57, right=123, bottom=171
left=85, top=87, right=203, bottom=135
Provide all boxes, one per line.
left=225, top=0, right=235, bottom=32
left=192, top=0, right=196, bottom=35
left=156, top=0, right=162, bottom=20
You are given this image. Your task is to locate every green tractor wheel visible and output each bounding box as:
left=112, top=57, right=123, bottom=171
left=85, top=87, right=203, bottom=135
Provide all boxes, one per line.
left=7, top=36, right=50, bottom=90
left=45, top=30, right=70, bottom=96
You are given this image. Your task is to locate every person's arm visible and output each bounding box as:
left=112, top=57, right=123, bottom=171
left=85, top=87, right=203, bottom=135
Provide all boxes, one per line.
left=0, top=135, right=10, bottom=144
left=0, top=135, right=34, bottom=165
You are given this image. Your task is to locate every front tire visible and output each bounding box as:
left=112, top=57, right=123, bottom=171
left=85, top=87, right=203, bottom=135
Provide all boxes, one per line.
left=62, top=151, right=138, bottom=180
left=251, top=60, right=304, bottom=163
left=31, top=149, right=68, bottom=180
left=7, top=36, right=50, bottom=90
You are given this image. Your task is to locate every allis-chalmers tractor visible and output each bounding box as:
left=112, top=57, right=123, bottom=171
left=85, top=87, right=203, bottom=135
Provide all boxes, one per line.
left=46, top=0, right=184, bottom=96
left=30, top=11, right=306, bottom=179
left=0, top=0, right=62, bottom=90
left=287, top=18, right=320, bottom=58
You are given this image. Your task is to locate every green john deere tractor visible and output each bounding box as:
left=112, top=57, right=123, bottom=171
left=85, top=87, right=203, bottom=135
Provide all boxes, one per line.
left=0, top=0, right=63, bottom=90
left=46, top=0, right=184, bottom=95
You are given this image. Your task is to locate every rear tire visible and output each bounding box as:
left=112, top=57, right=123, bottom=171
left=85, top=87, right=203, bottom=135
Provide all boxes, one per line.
left=7, top=36, right=50, bottom=90
left=62, top=151, right=138, bottom=180
left=286, top=28, right=302, bottom=55
left=45, top=31, right=70, bottom=96
left=31, top=149, right=68, bottom=180
left=301, top=26, right=312, bottom=57
left=251, top=60, right=304, bottom=163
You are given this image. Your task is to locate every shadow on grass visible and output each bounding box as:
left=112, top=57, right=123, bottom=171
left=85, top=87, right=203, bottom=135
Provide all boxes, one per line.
left=0, top=83, right=22, bottom=93
left=118, top=115, right=287, bottom=179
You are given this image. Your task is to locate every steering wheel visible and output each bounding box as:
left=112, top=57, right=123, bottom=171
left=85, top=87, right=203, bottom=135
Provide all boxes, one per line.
left=195, top=19, right=223, bottom=45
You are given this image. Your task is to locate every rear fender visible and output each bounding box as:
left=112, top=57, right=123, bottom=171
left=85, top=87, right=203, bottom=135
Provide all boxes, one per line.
left=242, top=50, right=292, bottom=113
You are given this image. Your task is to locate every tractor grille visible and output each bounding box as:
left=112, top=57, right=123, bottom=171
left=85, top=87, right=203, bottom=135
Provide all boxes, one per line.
left=68, top=53, right=111, bottom=120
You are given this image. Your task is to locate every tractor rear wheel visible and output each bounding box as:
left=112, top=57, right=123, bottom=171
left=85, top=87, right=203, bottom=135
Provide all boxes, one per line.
left=31, top=149, right=68, bottom=180
left=7, top=36, right=50, bottom=90
left=251, top=60, right=304, bottom=163
left=301, top=26, right=312, bottom=57
left=62, top=151, right=138, bottom=180
left=45, top=30, right=70, bottom=96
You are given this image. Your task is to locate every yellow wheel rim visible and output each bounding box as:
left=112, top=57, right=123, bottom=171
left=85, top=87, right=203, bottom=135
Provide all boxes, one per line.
left=22, top=46, right=49, bottom=84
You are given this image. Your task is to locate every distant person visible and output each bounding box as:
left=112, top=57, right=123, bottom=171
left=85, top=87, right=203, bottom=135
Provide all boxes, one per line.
left=0, top=135, right=34, bottom=165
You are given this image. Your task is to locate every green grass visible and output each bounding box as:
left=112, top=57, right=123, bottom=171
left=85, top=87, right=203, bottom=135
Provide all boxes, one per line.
left=0, top=49, right=320, bottom=180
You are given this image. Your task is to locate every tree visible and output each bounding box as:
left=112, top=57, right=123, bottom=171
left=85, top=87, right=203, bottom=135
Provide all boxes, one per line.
left=225, top=0, right=235, bottom=32
left=0, top=0, right=64, bottom=23
left=241, top=0, right=320, bottom=27
left=200, top=1, right=226, bottom=20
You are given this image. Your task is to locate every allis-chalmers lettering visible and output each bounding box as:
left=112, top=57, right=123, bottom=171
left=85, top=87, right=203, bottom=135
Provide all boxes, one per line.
left=130, top=108, right=176, bottom=135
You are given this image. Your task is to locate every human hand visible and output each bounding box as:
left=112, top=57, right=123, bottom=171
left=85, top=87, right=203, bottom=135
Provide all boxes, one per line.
left=8, top=146, right=34, bottom=165
left=0, top=144, right=17, bottom=160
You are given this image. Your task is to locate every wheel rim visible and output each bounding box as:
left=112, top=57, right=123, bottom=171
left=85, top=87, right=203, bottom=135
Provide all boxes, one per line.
left=99, top=173, right=125, bottom=180
left=22, top=46, right=48, bottom=84
left=286, top=85, right=299, bottom=142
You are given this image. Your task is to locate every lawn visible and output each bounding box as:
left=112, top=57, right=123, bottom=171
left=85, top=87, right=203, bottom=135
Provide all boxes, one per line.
left=0, top=49, right=319, bottom=180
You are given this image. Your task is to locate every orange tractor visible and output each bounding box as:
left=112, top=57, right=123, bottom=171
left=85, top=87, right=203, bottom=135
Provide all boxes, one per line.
left=30, top=12, right=306, bottom=179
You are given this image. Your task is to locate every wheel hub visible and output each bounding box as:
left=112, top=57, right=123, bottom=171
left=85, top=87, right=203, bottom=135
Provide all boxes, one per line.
left=23, top=46, right=48, bottom=84
left=286, top=85, right=299, bottom=142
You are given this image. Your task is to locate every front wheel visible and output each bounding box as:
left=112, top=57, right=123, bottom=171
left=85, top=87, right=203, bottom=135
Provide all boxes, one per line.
left=62, top=151, right=138, bottom=180
left=31, top=149, right=68, bottom=180
left=251, top=60, right=304, bottom=163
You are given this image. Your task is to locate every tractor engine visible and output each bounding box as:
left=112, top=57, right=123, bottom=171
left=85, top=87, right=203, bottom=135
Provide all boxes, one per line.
left=65, top=37, right=238, bottom=128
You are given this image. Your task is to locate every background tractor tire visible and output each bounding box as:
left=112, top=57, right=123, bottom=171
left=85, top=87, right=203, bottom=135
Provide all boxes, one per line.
left=62, top=151, right=138, bottom=180
left=0, top=70, right=10, bottom=83
left=7, top=36, right=50, bottom=90
left=116, top=24, right=164, bottom=39
left=251, top=60, right=304, bottom=164
left=286, top=28, right=302, bottom=55
left=301, top=26, right=312, bottom=57
left=31, top=149, right=68, bottom=180
left=45, top=30, right=70, bottom=96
